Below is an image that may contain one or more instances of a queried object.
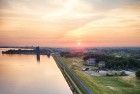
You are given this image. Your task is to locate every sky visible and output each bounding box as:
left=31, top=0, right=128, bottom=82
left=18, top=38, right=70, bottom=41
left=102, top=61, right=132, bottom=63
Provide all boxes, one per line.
left=0, top=0, right=140, bottom=47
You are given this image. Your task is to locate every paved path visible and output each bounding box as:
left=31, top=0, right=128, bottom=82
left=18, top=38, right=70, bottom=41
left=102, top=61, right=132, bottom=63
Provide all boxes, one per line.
left=53, top=54, right=93, bottom=94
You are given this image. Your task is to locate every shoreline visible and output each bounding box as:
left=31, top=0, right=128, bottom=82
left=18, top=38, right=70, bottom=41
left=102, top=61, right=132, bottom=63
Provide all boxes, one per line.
left=52, top=54, right=93, bottom=94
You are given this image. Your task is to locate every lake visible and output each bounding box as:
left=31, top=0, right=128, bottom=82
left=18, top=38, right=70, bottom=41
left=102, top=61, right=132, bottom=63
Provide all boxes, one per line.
left=0, top=48, right=72, bottom=94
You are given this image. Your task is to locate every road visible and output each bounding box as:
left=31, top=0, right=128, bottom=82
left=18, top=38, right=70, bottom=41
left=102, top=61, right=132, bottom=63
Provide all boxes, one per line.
left=52, top=54, right=93, bottom=94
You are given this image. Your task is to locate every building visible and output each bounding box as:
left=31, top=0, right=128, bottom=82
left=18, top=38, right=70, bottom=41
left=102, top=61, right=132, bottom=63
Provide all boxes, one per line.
left=85, top=58, right=97, bottom=66
left=36, top=46, right=40, bottom=55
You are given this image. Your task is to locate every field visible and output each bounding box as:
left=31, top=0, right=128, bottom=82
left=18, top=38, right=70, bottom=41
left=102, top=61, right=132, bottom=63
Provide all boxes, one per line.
left=61, top=57, right=140, bottom=94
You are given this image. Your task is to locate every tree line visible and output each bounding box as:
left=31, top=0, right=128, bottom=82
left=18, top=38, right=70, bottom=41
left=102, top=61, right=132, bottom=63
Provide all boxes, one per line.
left=83, top=54, right=140, bottom=70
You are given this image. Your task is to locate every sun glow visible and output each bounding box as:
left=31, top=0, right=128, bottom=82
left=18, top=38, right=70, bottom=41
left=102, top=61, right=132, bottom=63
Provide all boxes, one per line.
left=78, top=42, right=81, bottom=46
left=0, top=0, right=140, bottom=47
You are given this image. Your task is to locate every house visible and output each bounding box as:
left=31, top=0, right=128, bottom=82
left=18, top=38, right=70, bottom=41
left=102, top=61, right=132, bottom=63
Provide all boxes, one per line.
left=85, top=58, right=97, bottom=66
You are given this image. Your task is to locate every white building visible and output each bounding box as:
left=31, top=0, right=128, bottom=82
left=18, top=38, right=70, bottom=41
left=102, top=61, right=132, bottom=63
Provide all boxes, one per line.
left=86, top=58, right=97, bottom=66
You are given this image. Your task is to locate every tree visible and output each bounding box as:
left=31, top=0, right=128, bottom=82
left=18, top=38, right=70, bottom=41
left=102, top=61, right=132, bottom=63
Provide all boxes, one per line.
left=136, top=70, right=140, bottom=79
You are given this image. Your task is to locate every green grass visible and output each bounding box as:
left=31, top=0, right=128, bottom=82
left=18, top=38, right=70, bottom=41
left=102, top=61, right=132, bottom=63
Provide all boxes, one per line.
left=76, top=70, right=140, bottom=94
left=61, top=57, right=140, bottom=94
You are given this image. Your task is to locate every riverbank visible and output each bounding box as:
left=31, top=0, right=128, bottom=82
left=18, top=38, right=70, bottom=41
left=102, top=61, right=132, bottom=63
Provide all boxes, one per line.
left=52, top=54, right=93, bottom=94
left=2, top=47, right=51, bottom=56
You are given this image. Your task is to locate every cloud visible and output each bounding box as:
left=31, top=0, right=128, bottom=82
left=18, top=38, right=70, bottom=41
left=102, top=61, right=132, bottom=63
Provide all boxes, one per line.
left=84, top=0, right=140, bottom=11
left=0, top=0, right=140, bottom=47
left=0, top=0, right=7, bottom=9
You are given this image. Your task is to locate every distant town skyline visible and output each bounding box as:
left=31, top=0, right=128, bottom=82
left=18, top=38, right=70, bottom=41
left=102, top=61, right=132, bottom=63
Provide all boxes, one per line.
left=0, top=0, right=140, bottom=47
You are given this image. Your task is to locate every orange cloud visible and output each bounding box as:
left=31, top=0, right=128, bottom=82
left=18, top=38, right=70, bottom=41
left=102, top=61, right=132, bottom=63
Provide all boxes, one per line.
left=0, top=0, right=140, bottom=47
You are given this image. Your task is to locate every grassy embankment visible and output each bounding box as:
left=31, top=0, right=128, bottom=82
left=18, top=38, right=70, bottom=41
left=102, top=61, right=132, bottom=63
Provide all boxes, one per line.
left=61, top=57, right=140, bottom=94
left=53, top=55, right=87, bottom=94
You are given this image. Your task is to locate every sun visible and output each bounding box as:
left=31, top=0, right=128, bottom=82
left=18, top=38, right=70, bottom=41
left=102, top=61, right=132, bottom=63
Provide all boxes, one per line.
left=78, top=42, right=81, bottom=46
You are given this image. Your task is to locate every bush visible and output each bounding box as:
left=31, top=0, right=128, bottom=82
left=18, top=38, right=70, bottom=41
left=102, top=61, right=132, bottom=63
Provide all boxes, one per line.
left=106, top=73, right=113, bottom=76
left=136, top=70, right=140, bottom=78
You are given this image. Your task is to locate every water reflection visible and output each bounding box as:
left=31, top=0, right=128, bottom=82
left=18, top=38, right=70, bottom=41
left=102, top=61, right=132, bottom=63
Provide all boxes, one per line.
left=36, top=54, right=40, bottom=63
left=0, top=48, right=72, bottom=94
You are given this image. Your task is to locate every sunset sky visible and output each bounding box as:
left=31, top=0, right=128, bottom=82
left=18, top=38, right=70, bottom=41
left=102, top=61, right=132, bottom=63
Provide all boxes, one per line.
left=0, top=0, right=140, bottom=47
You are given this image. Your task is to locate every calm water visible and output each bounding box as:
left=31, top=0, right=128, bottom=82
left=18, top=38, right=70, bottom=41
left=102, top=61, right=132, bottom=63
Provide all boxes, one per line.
left=0, top=48, right=72, bottom=94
